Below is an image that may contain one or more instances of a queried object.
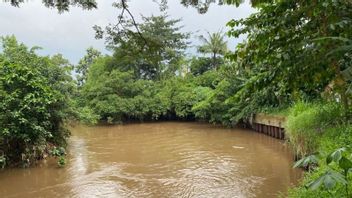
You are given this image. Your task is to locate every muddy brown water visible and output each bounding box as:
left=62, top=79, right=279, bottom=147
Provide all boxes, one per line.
left=0, top=122, right=302, bottom=198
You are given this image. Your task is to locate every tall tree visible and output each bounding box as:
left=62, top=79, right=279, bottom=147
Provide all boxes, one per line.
left=198, top=31, right=228, bottom=69
left=102, top=14, right=189, bottom=80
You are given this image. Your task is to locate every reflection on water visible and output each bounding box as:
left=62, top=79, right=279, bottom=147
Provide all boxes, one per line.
left=0, top=122, right=301, bottom=198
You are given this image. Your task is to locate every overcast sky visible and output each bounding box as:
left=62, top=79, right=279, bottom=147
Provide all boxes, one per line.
left=0, top=0, right=255, bottom=64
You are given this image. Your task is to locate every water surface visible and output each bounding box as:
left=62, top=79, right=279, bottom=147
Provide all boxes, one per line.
left=0, top=122, right=301, bottom=198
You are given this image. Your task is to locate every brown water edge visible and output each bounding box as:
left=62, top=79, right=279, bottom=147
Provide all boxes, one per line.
left=0, top=122, right=302, bottom=198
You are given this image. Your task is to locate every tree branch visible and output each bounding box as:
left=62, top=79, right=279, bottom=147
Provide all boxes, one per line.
left=120, top=0, right=148, bottom=47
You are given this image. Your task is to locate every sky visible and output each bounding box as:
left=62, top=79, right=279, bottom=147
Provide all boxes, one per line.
left=0, top=0, right=255, bottom=64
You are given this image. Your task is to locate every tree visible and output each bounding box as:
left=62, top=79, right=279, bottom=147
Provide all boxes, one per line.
left=0, top=36, right=72, bottom=167
left=75, top=47, right=101, bottom=87
left=80, top=56, right=172, bottom=123
left=225, top=0, right=352, bottom=121
left=102, top=14, right=189, bottom=80
left=198, top=31, right=227, bottom=69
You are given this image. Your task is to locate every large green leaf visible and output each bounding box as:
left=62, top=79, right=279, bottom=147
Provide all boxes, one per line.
left=293, top=154, right=319, bottom=168
left=326, top=147, right=346, bottom=164
left=307, top=170, right=347, bottom=190
left=306, top=175, right=324, bottom=190
left=339, top=156, right=352, bottom=172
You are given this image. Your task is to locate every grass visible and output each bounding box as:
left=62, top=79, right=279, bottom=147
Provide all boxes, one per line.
left=285, top=101, right=345, bottom=157
left=285, top=101, right=352, bottom=198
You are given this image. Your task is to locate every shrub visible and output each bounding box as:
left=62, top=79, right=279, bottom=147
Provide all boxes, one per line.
left=0, top=36, right=71, bottom=167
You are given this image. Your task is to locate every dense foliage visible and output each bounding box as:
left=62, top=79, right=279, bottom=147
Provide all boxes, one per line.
left=0, top=36, right=73, bottom=167
left=96, top=14, right=189, bottom=80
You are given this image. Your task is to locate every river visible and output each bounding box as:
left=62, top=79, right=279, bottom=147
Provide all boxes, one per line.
left=0, top=122, right=301, bottom=198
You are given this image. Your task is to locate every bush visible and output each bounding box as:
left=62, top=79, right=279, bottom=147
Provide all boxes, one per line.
left=0, top=36, right=72, bottom=167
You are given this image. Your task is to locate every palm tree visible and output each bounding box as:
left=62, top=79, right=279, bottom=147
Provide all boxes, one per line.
left=198, top=31, right=228, bottom=69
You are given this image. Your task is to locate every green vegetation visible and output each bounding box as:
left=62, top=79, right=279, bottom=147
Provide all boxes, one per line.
left=284, top=102, right=352, bottom=198
left=50, top=146, right=67, bottom=167
left=4, top=0, right=255, bottom=13
left=286, top=102, right=345, bottom=157
left=197, top=31, right=228, bottom=69
left=1, top=0, right=352, bottom=197
left=289, top=146, right=352, bottom=198
left=0, top=36, right=74, bottom=167
left=224, top=1, right=351, bottom=196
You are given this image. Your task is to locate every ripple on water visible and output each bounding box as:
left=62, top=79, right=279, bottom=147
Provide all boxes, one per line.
left=0, top=122, right=302, bottom=198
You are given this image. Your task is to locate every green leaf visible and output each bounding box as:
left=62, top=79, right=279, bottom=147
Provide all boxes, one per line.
left=307, top=175, right=324, bottom=190
left=293, top=155, right=319, bottom=168
left=323, top=174, right=336, bottom=190
left=329, top=170, right=347, bottom=185
left=307, top=170, right=347, bottom=191
left=339, top=156, right=352, bottom=172
left=327, top=147, right=346, bottom=164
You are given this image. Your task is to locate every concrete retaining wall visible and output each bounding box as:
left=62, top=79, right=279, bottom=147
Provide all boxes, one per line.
left=251, top=113, right=286, bottom=140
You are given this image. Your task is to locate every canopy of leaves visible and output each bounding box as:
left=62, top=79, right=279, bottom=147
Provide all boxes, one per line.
left=4, top=0, right=97, bottom=12
left=4, top=0, right=263, bottom=13
left=225, top=0, right=352, bottom=121
left=98, top=14, right=190, bottom=80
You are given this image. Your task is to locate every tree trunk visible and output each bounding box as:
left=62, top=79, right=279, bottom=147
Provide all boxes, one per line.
left=212, top=52, right=217, bottom=70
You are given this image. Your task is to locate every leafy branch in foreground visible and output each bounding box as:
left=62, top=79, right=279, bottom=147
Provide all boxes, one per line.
left=294, top=147, right=352, bottom=197
left=3, top=0, right=97, bottom=12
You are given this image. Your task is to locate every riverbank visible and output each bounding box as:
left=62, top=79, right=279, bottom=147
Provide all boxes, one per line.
left=259, top=102, right=352, bottom=198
